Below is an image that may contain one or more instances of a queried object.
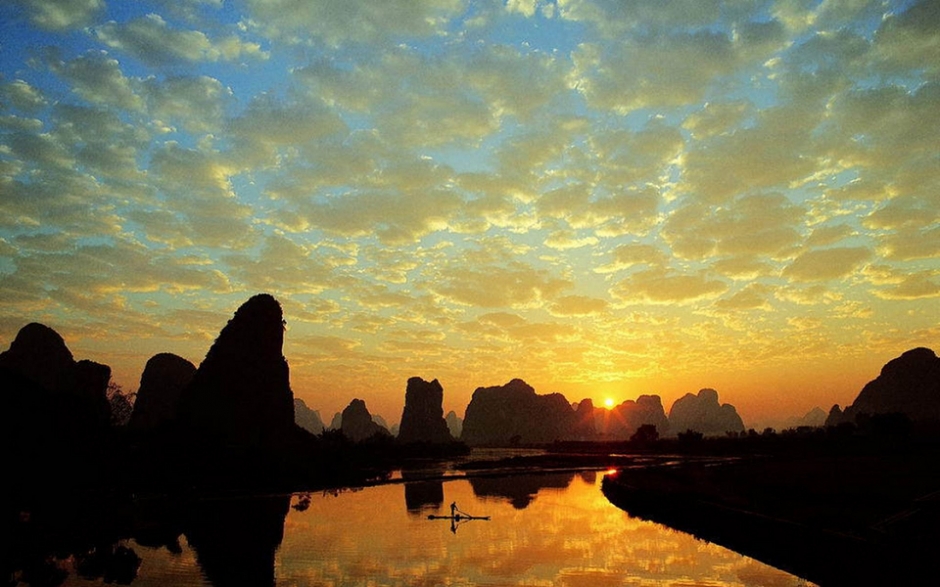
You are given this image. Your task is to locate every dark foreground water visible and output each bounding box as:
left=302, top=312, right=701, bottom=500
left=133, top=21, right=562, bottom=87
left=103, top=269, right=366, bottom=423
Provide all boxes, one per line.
left=42, top=470, right=814, bottom=586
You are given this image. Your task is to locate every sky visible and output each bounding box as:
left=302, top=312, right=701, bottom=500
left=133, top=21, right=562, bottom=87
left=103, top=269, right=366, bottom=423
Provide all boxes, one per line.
left=1, top=0, right=937, bottom=428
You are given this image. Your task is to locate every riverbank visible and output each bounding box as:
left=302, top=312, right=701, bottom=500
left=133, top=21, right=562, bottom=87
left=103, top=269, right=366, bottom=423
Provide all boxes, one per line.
left=601, top=441, right=940, bottom=586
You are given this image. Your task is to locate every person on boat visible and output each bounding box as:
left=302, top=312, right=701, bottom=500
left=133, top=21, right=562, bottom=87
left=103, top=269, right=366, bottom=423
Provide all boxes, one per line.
left=450, top=502, right=458, bottom=518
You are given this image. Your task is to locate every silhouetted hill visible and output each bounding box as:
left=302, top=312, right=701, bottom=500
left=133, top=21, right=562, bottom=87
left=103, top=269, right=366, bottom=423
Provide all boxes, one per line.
left=372, top=413, right=392, bottom=433
left=445, top=410, right=463, bottom=438
left=668, top=389, right=744, bottom=436
left=397, top=377, right=453, bottom=444
left=328, top=411, right=342, bottom=430
left=460, top=379, right=579, bottom=445
left=340, top=398, right=390, bottom=442
left=827, top=347, right=940, bottom=427
left=0, top=322, right=111, bottom=430
left=604, top=395, right=670, bottom=439
left=573, top=399, right=597, bottom=439
left=177, top=294, right=295, bottom=448
left=129, top=353, right=196, bottom=431
left=1, top=323, right=113, bottom=497
left=791, top=406, right=827, bottom=429
left=293, top=398, right=324, bottom=434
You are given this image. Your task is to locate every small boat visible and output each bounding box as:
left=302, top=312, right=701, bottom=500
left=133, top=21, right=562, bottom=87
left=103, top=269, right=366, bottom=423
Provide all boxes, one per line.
left=427, top=514, right=490, bottom=521
left=428, top=503, right=490, bottom=533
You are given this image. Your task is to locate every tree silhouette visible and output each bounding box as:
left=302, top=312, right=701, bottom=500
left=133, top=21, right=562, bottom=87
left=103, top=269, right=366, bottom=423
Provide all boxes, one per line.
left=107, top=381, right=136, bottom=427
left=630, top=424, right=659, bottom=445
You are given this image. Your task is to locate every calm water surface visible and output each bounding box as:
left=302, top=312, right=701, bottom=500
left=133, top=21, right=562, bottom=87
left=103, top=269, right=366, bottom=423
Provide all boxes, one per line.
left=62, top=471, right=812, bottom=586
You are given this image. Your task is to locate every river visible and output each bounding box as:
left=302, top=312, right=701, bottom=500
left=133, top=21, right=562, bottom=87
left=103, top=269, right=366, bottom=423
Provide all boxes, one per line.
left=46, top=469, right=813, bottom=586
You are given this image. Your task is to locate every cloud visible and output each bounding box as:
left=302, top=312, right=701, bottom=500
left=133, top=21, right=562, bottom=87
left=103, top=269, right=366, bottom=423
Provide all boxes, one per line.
left=679, top=107, right=820, bottom=204
left=714, top=283, right=773, bottom=311
left=9, top=238, right=231, bottom=300
left=94, top=14, right=267, bottom=66
left=682, top=100, right=752, bottom=139
left=51, top=104, right=148, bottom=181
left=149, top=142, right=255, bottom=247
left=300, top=43, right=566, bottom=150
left=611, top=268, right=727, bottom=304
left=782, top=246, right=871, bottom=282
left=824, top=83, right=940, bottom=173
left=873, top=271, right=940, bottom=300
left=0, top=80, right=48, bottom=113
left=806, top=224, right=854, bottom=247
left=144, top=76, right=231, bottom=134
left=5, top=131, right=74, bottom=170
left=873, top=0, right=940, bottom=79
left=462, top=45, right=568, bottom=122
left=557, top=0, right=741, bottom=38
left=228, top=94, right=347, bottom=167
left=595, top=243, right=666, bottom=274
left=494, top=115, right=590, bottom=186
left=711, top=256, right=775, bottom=280
left=544, top=229, right=598, bottom=250
left=223, top=234, right=340, bottom=295
left=591, top=188, right=662, bottom=236
left=49, top=50, right=143, bottom=111
left=288, top=186, right=464, bottom=246
left=429, top=261, right=571, bottom=308
left=663, top=193, right=804, bottom=261
left=12, top=0, right=103, bottom=31
left=548, top=295, right=608, bottom=317
left=460, top=312, right=578, bottom=345
left=865, top=194, right=939, bottom=231
left=246, top=0, right=464, bottom=46
left=294, top=334, right=362, bottom=355
left=505, top=0, right=539, bottom=18
left=878, top=226, right=940, bottom=261
left=571, top=20, right=784, bottom=115
left=589, top=122, right=684, bottom=186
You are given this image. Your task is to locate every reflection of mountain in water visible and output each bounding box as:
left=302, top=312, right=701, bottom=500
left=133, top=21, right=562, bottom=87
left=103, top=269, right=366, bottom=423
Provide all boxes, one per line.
left=402, top=468, right=445, bottom=515
left=184, top=495, right=291, bottom=587
left=469, top=473, right=575, bottom=509
left=8, top=493, right=291, bottom=587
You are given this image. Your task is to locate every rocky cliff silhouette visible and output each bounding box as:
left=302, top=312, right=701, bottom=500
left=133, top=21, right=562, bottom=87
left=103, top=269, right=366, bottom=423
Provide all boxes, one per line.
left=0, top=322, right=112, bottom=428
left=603, top=395, right=670, bottom=439
left=1, top=322, right=113, bottom=496
left=445, top=410, right=463, bottom=438
left=340, top=398, right=390, bottom=442
left=177, top=294, right=295, bottom=448
left=668, top=388, right=744, bottom=436
left=826, top=347, right=940, bottom=427
left=460, top=379, right=580, bottom=445
left=573, top=398, right=598, bottom=439
left=294, top=398, right=325, bottom=434
left=397, top=377, right=453, bottom=443
left=787, top=406, right=827, bottom=429
left=128, top=353, right=196, bottom=431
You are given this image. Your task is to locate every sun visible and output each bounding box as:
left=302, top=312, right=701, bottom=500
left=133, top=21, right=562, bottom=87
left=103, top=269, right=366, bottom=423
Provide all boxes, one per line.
left=604, top=397, right=615, bottom=408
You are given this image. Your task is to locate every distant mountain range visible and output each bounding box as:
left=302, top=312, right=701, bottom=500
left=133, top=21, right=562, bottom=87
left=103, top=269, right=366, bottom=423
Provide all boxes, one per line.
left=3, top=293, right=937, bottom=456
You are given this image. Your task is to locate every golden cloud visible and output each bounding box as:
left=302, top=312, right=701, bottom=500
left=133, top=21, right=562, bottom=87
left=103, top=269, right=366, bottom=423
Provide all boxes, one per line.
left=611, top=268, right=727, bottom=304
left=782, top=246, right=871, bottom=282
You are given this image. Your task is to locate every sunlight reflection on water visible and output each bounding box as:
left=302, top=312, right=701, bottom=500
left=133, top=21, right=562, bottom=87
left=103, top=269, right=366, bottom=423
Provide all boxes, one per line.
left=66, top=471, right=816, bottom=586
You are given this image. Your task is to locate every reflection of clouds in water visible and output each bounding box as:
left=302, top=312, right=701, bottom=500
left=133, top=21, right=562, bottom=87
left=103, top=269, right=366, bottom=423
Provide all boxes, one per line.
left=274, top=475, right=809, bottom=586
